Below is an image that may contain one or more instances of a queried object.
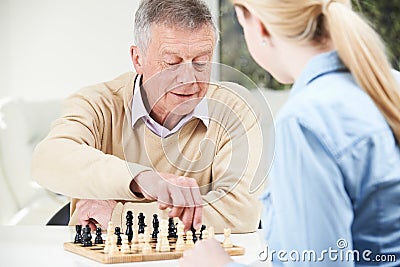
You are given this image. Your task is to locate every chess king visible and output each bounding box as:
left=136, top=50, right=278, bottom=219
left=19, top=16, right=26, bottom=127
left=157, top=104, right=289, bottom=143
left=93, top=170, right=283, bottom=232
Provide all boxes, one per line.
left=32, top=0, right=267, bottom=233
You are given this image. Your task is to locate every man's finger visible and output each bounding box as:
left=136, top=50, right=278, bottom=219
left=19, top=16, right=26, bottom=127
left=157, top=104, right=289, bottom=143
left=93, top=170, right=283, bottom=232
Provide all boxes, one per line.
left=168, top=181, right=186, bottom=218
left=157, top=179, right=172, bottom=208
left=180, top=207, right=195, bottom=231
left=188, top=178, right=203, bottom=229
left=88, top=220, right=98, bottom=231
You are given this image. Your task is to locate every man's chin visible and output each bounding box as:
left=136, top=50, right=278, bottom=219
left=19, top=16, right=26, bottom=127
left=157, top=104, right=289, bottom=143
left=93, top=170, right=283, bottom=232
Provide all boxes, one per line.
left=170, top=105, right=196, bottom=117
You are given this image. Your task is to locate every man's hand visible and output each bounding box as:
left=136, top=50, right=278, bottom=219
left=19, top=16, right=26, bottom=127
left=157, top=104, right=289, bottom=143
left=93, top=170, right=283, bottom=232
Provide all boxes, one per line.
left=130, top=171, right=203, bottom=231
left=179, top=238, right=233, bottom=267
left=76, top=199, right=117, bottom=231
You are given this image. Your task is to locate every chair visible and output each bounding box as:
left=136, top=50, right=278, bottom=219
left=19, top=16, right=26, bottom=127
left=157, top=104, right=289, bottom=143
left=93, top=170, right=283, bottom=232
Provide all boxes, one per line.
left=0, top=97, right=68, bottom=225
left=46, top=202, right=70, bottom=225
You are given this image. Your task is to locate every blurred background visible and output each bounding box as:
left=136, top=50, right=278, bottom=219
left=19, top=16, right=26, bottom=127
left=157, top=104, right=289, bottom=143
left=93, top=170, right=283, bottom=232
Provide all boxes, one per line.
left=0, top=0, right=398, bottom=226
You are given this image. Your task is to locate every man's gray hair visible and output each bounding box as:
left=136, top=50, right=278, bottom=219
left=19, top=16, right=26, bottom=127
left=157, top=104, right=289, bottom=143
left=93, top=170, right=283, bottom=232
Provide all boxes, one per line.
left=134, top=0, right=217, bottom=52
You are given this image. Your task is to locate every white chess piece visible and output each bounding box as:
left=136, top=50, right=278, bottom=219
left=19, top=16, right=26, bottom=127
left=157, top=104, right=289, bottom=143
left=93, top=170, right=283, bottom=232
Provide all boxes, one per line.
left=156, top=219, right=170, bottom=252
left=202, top=229, right=209, bottom=240
left=142, top=228, right=152, bottom=254
left=109, top=235, right=119, bottom=254
left=120, top=235, right=130, bottom=253
left=208, top=226, right=215, bottom=239
left=104, top=222, right=114, bottom=254
left=185, top=231, right=195, bottom=248
left=160, top=219, right=170, bottom=252
left=222, top=228, right=233, bottom=248
left=175, top=222, right=185, bottom=251
left=138, top=233, right=145, bottom=251
left=132, top=227, right=138, bottom=244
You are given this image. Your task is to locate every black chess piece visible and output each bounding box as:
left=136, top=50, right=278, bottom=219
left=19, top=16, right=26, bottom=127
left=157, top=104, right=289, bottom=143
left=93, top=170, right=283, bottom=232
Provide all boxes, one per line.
left=125, top=210, right=133, bottom=242
left=191, top=226, right=198, bottom=243
left=74, top=225, right=82, bottom=244
left=199, top=225, right=206, bottom=240
left=94, top=227, right=103, bottom=244
left=138, top=212, right=146, bottom=234
left=115, top=227, right=122, bottom=245
left=82, top=225, right=93, bottom=247
left=168, top=218, right=177, bottom=238
left=152, top=214, right=159, bottom=238
left=81, top=227, right=87, bottom=244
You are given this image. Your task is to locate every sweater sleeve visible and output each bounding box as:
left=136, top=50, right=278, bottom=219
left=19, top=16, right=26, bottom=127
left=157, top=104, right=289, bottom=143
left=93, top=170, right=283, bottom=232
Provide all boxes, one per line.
left=31, top=89, right=152, bottom=200
left=202, top=84, right=268, bottom=233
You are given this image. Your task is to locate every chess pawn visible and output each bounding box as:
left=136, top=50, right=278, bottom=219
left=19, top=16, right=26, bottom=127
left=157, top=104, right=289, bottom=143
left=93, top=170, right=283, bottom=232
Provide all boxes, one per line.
left=120, top=235, right=130, bottom=253
left=131, top=242, right=139, bottom=253
left=130, top=228, right=139, bottom=253
left=185, top=231, right=195, bottom=249
left=109, top=235, right=119, bottom=255
left=208, top=226, right=215, bottom=239
left=142, top=242, right=152, bottom=254
left=222, top=228, right=233, bottom=248
left=202, top=229, right=209, bottom=240
left=160, top=220, right=170, bottom=252
left=104, top=237, right=111, bottom=254
left=160, top=231, right=170, bottom=252
left=175, top=222, right=185, bottom=252
left=190, top=226, right=198, bottom=243
left=155, top=233, right=161, bottom=252
left=104, top=223, right=114, bottom=253
left=132, top=227, right=138, bottom=244
left=138, top=233, right=145, bottom=251
left=95, top=227, right=103, bottom=244
left=115, top=227, right=122, bottom=246
left=141, top=228, right=152, bottom=254
left=107, top=221, right=114, bottom=234
left=199, top=225, right=206, bottom=240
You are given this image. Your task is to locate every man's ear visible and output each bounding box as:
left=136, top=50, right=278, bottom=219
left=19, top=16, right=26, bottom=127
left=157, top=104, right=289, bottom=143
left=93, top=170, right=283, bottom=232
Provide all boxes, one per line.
left=130, top=45, right=144, bottom=75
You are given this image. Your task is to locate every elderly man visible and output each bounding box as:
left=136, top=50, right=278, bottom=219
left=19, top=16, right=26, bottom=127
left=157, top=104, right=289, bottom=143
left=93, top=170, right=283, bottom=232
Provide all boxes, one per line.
left=32, top=0, right=266, bottom=233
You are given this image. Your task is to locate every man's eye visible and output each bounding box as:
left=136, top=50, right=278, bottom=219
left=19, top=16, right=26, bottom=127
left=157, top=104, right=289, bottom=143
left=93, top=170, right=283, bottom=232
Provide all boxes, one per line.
left=166, top=62, right=179, bottom=66
left=193, top=62, right=208, bottom=70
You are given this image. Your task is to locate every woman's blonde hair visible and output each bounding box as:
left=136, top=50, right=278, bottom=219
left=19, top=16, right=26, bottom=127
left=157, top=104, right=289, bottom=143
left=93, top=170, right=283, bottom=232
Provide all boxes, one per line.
left=232, top=0, right=400, bottom=143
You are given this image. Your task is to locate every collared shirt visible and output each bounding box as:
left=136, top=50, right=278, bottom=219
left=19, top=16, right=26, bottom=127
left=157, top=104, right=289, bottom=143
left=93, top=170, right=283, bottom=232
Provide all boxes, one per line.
left=131, top=75, right=209, bottom=138
left=256, top=51, right=400, bottom=267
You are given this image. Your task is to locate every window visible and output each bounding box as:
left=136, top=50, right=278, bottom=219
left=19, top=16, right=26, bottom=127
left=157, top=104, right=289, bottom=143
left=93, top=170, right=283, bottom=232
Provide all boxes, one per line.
left=219, top=0, right=400, bottom=90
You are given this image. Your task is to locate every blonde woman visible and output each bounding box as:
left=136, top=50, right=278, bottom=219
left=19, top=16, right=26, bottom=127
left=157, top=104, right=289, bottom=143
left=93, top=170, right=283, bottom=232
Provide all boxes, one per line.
left=180, top=0, right=400, bottom=266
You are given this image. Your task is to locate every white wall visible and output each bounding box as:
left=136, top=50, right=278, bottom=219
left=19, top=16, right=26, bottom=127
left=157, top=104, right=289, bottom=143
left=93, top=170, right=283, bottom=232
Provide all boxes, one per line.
left=0, top=0, right=219, bottom=101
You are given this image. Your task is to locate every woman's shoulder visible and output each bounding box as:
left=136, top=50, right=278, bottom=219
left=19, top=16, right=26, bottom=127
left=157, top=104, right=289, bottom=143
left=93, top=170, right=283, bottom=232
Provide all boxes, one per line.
left=275, top=72, right=393, bottom=156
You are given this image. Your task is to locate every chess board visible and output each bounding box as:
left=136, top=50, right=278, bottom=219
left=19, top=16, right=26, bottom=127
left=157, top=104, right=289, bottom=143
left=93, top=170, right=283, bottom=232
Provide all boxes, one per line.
left=64, top=237, right=245, bottom=264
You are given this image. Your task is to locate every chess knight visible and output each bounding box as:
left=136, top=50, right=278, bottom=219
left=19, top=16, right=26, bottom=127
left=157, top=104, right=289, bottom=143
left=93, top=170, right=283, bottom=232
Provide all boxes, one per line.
left=32, top=0, right=268, bottom=234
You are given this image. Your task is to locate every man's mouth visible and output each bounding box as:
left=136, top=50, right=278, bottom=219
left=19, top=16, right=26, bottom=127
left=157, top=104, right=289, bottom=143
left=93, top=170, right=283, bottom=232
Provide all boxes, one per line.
left=170, top=92, right=197, bottom=98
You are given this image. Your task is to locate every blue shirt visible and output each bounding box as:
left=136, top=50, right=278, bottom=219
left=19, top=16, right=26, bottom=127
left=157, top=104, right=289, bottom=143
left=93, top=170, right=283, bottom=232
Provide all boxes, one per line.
left=228, top=51, right=400, bottom=267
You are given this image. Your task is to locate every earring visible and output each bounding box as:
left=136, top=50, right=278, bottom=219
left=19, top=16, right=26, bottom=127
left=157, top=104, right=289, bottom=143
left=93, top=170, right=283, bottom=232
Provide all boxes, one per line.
left=261, top=39, right=267, bottom=47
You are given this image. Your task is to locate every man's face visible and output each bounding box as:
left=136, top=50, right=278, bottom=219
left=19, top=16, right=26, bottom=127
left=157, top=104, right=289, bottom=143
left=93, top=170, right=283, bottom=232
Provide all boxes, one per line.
left=132, top=24, right=215, bottom=125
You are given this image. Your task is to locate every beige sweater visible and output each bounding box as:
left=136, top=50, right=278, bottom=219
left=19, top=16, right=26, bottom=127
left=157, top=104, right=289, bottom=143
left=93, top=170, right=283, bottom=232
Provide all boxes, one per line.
left=32, top=72, right=267, bottom=233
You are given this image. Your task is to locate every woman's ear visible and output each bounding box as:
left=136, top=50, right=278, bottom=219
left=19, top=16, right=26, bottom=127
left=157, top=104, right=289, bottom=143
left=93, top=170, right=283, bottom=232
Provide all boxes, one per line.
left=254, top=16, right=272, bottom=47
left=234, top=5, right=246, bottom=26
left=130, top=45, right=144, bottom=75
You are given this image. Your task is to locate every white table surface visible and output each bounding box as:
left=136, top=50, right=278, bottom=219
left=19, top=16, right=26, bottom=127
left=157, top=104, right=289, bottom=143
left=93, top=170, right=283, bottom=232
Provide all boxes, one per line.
left=0, top=225, right=270, bottom=267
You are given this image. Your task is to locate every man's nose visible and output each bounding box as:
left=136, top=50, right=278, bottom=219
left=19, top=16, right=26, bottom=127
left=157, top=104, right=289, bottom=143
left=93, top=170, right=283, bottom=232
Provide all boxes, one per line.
left=176, top=63, right=196, bottom=85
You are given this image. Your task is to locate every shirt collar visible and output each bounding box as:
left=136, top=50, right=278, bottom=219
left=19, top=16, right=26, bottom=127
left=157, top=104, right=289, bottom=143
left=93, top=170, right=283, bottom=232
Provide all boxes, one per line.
left=291, top=51, right=348, bottom=96
left=131, top=75, right=209, bottom=129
